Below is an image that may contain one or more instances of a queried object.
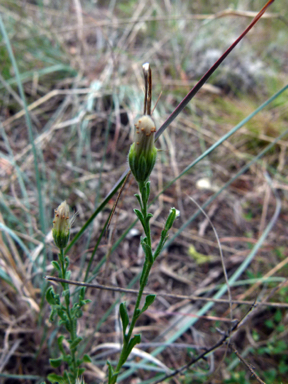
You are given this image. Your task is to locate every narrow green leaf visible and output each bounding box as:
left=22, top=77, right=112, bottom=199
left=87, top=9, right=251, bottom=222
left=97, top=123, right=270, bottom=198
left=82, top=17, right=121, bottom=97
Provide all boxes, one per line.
left=119, top=302, right=129, bottom=336
left=63, top=371, right=69, bottom=382
left=51, top=261, right=61, bottom=272
left=46, top=287, right=59, bottom=306
left=134, top=193, right=142, bottom=209
left=62, top=354, right=72, bottom=364
left=82, top=354, right=92, bottom=363
left=57, top=336, right=66, bottom=355
left=134, top=209, right=145, bottom=228
left=146, top=181, right=151, bottom=202
left=49, top=309, right=57, bottom=322
left=141, top=294, right=156, bottom=313
left=74, top=308, right=83, bottom=318
left=64, top=320, right=71, bottom=332
left=49, top=357, right=63, bottom=368
left=127, top=334, right=141, bottom=356
left=77, top=368, right=85, bottom=376
left=69, top=336, right=82, bottom=350
left=58, top=311, right=68, bottom=323
left=146, top=213, right=153, bottom=224
left=79, top=299, right=91, bottom=306
left=47, top=373, right=65, bottom=384
left=135, top=308, right=141, bottom=319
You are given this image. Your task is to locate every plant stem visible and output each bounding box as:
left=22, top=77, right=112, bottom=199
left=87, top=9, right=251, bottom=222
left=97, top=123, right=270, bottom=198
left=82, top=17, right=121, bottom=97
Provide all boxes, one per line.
left=127, top=263, right=152, bottom=341
left=58, top=248, right=77, bottom=380
left=111, top=261, right=152, bottom=384
left=110, top=181, right=154, bottom=384
left=139, top=181, right=152, bottom=248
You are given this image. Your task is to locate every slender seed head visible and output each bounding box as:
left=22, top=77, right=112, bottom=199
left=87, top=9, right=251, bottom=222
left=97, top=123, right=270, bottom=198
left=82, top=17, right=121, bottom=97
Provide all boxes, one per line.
left=52, top=201, right=70, bottom=249
left=128, top=115, right=157, bottom=183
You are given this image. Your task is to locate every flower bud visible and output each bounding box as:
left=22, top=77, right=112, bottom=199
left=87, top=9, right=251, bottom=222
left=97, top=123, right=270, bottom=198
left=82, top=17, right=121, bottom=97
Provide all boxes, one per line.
left=128, top=115, right=157, bottom=183
left=165, top=207, right=180, bottom=231
left=52, top=201, right=70, bottom=249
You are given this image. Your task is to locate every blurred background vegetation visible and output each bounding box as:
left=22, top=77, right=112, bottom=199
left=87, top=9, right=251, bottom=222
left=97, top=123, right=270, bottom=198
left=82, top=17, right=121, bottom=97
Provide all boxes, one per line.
left=0, top=0, right=288, bottom=383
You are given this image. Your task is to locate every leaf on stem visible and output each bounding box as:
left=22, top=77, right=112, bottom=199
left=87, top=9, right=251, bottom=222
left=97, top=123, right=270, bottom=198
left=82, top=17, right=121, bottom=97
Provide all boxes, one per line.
left=146, top=213, right=153, bottom=223
left=57, top=336, right=66, bottom=355
left=145, top=181, right=151, bottom=203
left=51, top=260, right=61, bottom=273
left=141, top=294, right=156, bottom=313
left=127, top=334, right=141, bottom=356
left=69, top=336, right=82, bottom=350
left=46, top=286, right=60, bottom=306
left=119, top=302, right=129, bottom=338
left=49, top=308, right=57, bottom=322
left=77, top=368, right=85, bottom=376
left=74, top=308, right=83, bottom=319
left=141, top=238, right=153, bottom=264
left=63, top=372, right=69, bottom=382
left=82, top=354, right=92, bottom=363
left=47, top=373, right=66, bottom=384
left=135, top=308, right=141, bottom=319
left=134, top=209, right=146, bottom=228
left=62, top=319, right=71, bottom=332
left=49, top=357, right=63, bottom=368
left=134, top=193, right=143, bottom=210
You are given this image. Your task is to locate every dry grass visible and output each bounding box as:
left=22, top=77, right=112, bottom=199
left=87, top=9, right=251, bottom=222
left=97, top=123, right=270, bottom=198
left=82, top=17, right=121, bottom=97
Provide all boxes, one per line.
left=0, top=1, right=288, bottom=383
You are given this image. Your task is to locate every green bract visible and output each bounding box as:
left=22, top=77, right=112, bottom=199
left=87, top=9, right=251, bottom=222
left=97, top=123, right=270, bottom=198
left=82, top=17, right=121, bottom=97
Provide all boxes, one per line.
left=128, top=115, right=157, bottom=183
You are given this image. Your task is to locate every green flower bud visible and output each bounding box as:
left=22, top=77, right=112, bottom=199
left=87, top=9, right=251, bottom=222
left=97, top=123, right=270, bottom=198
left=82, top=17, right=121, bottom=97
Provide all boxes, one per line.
left=128, top=115, right=157, bottom=183
left=165, top=207, right=180, bottom=231
left=52, top=201, right=71, bottom=249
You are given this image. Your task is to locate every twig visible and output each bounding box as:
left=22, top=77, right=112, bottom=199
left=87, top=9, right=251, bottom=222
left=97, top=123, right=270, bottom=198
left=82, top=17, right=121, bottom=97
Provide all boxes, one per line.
left=231, top=343, right=266, bottom=384
left=45, top=276, right=288, bottom=309
left=153, top=305, right=256, bottom=383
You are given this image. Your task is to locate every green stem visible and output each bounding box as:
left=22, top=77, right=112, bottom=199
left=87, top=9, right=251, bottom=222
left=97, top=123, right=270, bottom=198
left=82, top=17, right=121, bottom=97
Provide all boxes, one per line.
left=59, top=249, right=67, bottom=289
left=110, top=181, right=154, bottom=384
left=139, top=181, right=152, bottom=248
left=111, top=262, right=152, bottom=384
left=58, top=248, right=77, bottom=380
left=127, top=263, right=152, bottom=340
